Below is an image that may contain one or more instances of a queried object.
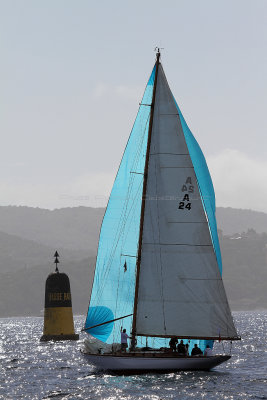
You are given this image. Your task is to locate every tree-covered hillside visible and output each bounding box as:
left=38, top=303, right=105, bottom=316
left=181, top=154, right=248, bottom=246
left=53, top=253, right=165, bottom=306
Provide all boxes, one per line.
left=0, top=206, right=266, bottom=316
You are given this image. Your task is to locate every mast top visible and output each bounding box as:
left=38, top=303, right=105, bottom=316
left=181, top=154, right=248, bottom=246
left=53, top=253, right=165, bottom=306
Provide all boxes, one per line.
left=155, top=47, right=162, bottom=63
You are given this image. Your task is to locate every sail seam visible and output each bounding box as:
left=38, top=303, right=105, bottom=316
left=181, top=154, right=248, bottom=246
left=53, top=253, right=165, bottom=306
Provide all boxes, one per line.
left=171, top=278, right=225, bottom=281
left=150, top=153, right=189, bottom=155
left=159, top=113, right=179, bottom=115
left=168, top=221, right=209, bottom=224
left=160, top=166, right=194, bottom=168
left=143, top=243, right=213, bottom=246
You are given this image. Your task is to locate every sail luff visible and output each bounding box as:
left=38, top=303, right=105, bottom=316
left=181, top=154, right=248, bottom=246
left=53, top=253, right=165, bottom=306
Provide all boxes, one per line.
left=131, top=51, right=161, bottom=348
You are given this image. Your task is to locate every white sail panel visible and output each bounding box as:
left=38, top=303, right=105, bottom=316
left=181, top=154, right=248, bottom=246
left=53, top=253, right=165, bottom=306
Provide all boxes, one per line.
left=135, top=65, right=237, bottom=339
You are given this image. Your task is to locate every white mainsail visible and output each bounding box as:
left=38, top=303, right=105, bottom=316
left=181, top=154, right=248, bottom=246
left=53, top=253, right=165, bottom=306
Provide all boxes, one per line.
left=135, top=65, right=237, bottom=339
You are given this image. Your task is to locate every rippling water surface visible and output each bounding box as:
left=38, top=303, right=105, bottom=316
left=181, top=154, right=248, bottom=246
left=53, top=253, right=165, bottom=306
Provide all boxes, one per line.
left=0, top=311, right=266, bottom=400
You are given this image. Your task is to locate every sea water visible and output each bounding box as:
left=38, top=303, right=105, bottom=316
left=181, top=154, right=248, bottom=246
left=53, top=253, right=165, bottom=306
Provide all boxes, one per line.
left=0, top=311, right=266, bottom=400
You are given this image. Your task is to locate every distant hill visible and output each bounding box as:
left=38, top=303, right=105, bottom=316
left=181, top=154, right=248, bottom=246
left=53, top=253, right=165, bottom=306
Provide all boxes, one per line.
left=0, top=230, right=266, bottom=317
left=0, top=230, right=89, bottom=273
left=1, top=206, right=267, bottom=250
left=220, top=230, right=267, bottom=310
left=0, top=205, right=266, bottom=316
left=216, top=207, right=267, bottom=235
left=0, top=206, right=104, bottom=252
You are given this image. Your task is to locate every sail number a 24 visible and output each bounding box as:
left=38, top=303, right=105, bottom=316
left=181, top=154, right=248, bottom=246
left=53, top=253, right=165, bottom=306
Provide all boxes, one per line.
left=179, top=177, right=193, bottom=210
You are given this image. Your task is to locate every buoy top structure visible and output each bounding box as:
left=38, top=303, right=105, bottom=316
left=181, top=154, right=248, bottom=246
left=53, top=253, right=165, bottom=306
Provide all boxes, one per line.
left=40, top=251, right=79, bottom=341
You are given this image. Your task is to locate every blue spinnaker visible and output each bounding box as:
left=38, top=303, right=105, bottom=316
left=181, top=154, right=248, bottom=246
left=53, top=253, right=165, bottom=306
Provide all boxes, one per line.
left=86, top=306, right=114, bottom=342
left=85, top=66, right=155, bottom=344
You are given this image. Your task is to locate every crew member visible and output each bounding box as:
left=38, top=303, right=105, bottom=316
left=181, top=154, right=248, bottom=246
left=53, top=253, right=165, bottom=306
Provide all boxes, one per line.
left=169, top=337, right=178, bottom=352
left=121, top=328, right=131, bottom=352
left=177, top=339, right=186, bottom=355
left=204, top=345, right=213, bottom=357
left=191, top=344, right=203, bottom=356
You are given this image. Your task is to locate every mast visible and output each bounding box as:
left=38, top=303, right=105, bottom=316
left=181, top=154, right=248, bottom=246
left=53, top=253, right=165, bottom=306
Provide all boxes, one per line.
left=131, top=50, right=161, bottom=349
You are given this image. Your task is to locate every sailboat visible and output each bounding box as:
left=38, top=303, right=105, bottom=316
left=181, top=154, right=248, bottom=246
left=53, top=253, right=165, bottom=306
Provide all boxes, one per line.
left=82, top=50, right=240, bottom=372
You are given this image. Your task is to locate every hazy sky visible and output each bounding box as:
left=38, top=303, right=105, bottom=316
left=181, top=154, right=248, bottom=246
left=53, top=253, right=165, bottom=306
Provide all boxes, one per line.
left=1, top=0, right=267, bottom=211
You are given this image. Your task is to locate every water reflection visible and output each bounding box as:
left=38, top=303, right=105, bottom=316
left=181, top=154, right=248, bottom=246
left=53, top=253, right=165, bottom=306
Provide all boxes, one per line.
left=0, top=312, right=266, bottom=399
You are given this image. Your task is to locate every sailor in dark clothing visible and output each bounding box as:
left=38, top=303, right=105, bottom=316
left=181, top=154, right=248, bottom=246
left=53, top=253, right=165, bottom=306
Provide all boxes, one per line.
left=177, top=339, right=186, bottom=355
left=191, top=343, right=203, bottom=356
left=169, top=337, right=178, bottom=352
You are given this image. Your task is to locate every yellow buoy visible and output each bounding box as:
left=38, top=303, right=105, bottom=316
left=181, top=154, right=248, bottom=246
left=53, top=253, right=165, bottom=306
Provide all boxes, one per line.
left=40, top=252, right=79, bottom=341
